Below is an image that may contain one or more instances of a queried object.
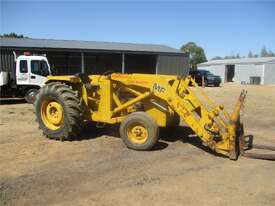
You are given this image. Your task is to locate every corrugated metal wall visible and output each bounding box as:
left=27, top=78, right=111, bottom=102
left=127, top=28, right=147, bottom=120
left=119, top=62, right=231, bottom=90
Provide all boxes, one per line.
left=1, top=47, right=188, bottom=77
left=264, top=63, right=275, bottom=84
left=199, top=63, right=274, bottom=85
left=0, top=49, right=16, bottom=80
left=234, top=64, right=263, bottom=84
left=157, top=55, right=189, bottom=77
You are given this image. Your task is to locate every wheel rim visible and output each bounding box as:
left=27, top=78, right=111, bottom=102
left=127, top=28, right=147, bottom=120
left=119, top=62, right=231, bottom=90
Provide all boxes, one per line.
left=127, top=123, right=148, bottom=144
left=41, top=99, right=64, bottom=130
left=27, top=91, right=37, bottom=103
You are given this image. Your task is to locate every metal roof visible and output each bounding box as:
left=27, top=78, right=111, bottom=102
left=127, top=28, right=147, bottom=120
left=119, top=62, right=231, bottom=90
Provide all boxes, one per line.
left=198, top=57, right=275, bottom=66
left=0, top=37, right=184, bottom=55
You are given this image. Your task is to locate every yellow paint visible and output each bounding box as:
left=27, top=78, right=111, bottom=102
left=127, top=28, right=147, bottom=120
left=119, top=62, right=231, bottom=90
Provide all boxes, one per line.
left=41, top=99, right=64, bottom=130
left=143, top=101, right=169, bottom=127
left=43, top=73, right=246, bottom=158
left=47, top=75, right=81, bottom=83
left=127, top=123, right=149, bottom=144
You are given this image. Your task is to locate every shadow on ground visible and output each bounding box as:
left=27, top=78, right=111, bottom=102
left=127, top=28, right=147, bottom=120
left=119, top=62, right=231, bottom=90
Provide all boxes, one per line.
left=160, top=127, right=218, bottom=155
left=77, top=123, right=220, bottom=155
left=0, top=98, right=27, bottom=105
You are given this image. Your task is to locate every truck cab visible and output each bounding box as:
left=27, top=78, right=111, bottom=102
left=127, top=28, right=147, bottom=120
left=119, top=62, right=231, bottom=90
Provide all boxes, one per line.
left=16, top=55, right=51, bottom=87
left=0, top=53, right=52, bottom=103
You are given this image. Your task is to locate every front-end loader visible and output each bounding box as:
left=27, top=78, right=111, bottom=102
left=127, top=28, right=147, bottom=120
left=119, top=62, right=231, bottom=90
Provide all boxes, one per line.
left=33, top=73, right=275, bottom=160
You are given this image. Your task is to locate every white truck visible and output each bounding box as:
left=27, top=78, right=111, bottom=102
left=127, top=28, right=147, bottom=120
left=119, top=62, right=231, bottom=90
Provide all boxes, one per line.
left=0, top=52, right=52, bottom=103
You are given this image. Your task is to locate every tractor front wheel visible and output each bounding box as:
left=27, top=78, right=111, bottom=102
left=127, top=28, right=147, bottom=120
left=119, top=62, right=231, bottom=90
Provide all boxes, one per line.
left=34, top=82, right=83, bottom=140
left=120, top=112, right=159, bottom=150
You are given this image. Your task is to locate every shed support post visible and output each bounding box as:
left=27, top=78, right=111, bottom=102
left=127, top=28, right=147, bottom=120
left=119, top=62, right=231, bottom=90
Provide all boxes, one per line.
left=261, top=64, right=265, bottom=85
left=122, top=53, right=125, bottom=73
left=81, top=52, right=85, bottom=73
left=155, top=55, right=159, bottom=74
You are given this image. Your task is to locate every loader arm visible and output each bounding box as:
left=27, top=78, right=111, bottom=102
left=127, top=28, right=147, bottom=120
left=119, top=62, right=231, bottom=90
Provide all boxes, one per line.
left=163, top=76, right=246, bottom=158
left=110, top=74, right=246, bottom=158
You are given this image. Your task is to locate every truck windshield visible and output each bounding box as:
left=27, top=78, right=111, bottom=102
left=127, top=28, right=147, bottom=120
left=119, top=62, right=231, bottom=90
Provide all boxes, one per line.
left=31, top=60, right=49, bottom=77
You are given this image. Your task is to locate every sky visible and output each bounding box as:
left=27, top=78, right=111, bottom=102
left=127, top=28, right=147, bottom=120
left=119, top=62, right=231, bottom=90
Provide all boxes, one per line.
left=1, top=0, right=275, bottom=59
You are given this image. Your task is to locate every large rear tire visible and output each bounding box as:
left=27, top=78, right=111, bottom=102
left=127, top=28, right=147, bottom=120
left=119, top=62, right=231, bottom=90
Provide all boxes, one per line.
left=34, top=82, right=83, bottom=140
left=120, top=112, right=159, bottom=150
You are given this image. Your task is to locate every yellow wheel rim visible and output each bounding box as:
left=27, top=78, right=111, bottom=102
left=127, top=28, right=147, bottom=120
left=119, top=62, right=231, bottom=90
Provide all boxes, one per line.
left=127, top=123, right=148, bottom=144
left=41, top=99, right=64, bottom=130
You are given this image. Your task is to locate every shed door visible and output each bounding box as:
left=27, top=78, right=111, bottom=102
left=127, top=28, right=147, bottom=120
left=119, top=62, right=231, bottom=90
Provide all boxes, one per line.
left=225, top=65, right=235, bottom=82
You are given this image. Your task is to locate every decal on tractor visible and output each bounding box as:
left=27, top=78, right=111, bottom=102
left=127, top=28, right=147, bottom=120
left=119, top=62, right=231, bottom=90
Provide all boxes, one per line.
left=153, top=83, right=166, bottom=93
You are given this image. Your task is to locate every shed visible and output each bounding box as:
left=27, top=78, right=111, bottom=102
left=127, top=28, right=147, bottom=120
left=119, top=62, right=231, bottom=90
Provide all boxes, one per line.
left=0, top=37, right=189, bottom=77
left=198, top=57, right=275, bottom=85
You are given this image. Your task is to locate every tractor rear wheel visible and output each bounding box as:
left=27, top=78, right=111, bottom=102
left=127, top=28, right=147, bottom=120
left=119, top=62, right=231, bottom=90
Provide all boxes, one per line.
left=34, top=82, right=83, bottom=140
left=120, top=112, right=159, bottom=150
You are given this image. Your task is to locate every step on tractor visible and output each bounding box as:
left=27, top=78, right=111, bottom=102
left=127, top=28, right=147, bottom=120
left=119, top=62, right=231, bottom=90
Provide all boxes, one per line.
left=34, top=73, right=275, bottom=160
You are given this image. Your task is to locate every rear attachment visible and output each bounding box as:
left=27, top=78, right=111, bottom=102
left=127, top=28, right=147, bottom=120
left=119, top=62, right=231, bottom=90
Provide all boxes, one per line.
left=227, top=91, right=275, bottom=161
left=237, top=133, right=275, bottom=161
left=182, top=78, right=275, bottom=161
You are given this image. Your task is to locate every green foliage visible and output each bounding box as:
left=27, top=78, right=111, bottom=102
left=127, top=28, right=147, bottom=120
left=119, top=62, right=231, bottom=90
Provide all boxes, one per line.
left=211, top=56, right=223, bottom=60
left=248, top=51, right=253, bottom=58
left=0, top=32, right=28, bottom=38
left=180, top=42, right=207, bottom=69
left=261, top=47, right=268, bottom=57
left=210, top=47, right=275, bottom=59
left=248, top=51, right=259, bottom=58
left=224, top=54, right=240, bottom=59
left=260, top=46, right=275, bottom=57
left=261, top=47, right=269, bottom=57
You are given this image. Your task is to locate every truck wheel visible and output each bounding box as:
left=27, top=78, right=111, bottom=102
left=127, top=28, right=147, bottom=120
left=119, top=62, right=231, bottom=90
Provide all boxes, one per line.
left=120, top=112, right=159, bottom=150
left=25, top=89, right=38, bottom=104
left=34, top=82, right=83, bottom=140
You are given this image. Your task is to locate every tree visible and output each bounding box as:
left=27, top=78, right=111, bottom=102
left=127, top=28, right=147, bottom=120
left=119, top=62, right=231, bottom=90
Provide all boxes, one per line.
left=0, top=32, right=28, bottom=38
left=261, top=46, right=269, bottom=57
left=260, top=47, right=275, bottom=57
left=268, top=50, right=275, bottom=57
left=224, top=56, right=232, bottom=59
left=248, top=51, right=253, bottom=58
left=211, top=56, right=223, bottom=60
left=180, top=42, right=207, bottom=69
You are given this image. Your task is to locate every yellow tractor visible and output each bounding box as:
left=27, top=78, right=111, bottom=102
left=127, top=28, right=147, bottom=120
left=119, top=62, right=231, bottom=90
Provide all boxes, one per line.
left=34, top=73, right=250, bottom=160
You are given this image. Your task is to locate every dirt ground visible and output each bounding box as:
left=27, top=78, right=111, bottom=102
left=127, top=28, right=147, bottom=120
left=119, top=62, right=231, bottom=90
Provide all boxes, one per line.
left=0, top=83, right=275, bottom=206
